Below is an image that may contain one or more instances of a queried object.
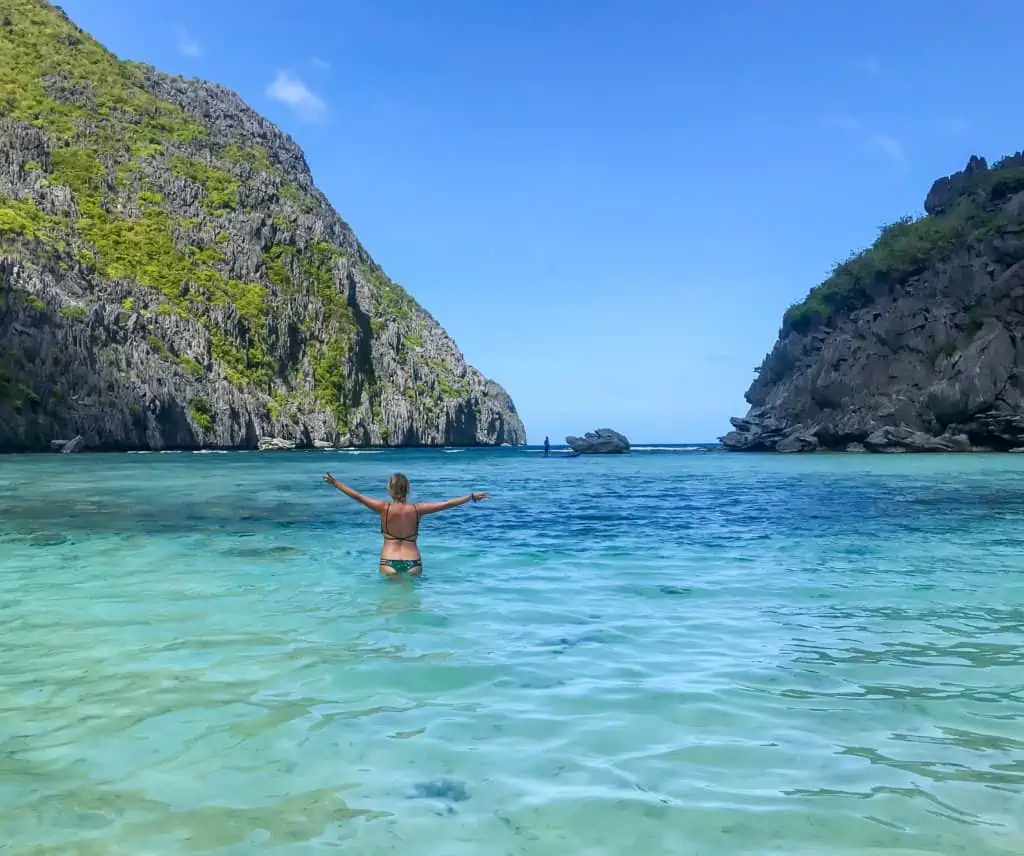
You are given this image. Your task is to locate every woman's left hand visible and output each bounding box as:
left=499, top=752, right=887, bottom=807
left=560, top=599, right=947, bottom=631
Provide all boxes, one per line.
left=323, top=472, right=338, bottom=486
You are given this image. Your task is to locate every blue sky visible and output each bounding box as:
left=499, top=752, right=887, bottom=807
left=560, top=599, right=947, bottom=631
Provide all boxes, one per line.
left=60, top=0, right=1024, bottom=443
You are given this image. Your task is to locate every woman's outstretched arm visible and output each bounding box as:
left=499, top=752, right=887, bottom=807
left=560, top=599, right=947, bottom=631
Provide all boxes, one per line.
left=323, top=473, right=386, bottom=512
left=416, top=492, right=490, bottom=516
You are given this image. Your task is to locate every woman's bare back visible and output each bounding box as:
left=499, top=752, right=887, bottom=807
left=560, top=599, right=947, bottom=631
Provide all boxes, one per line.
left=322, top=471, right=490, bottom=576
left=380, top=501, right=420, bottom=560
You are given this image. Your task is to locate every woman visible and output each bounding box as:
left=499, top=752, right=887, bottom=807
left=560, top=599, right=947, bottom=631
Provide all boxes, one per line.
left=323, top=471, right=490, bottom=576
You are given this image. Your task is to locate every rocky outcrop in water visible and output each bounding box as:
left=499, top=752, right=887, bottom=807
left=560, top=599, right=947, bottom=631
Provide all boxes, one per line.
left=0, top=0, right=525, bottom=452
left=566, top=429, right=630, bottom=454
left=722, top=151, right=1024, bottom=452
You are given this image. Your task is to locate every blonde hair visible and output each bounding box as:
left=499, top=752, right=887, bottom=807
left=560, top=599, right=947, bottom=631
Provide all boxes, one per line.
left=388, top=472, right=410, bottom=502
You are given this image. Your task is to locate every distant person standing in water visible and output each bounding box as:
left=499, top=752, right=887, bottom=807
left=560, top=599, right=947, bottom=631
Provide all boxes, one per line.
left=323, top=472, right=490, bottom=577
left=543, top=436, right=550, bottom=457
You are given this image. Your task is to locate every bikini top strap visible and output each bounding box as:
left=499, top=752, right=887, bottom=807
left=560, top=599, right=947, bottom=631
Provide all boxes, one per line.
left=382, top=502, right=418, bottom=540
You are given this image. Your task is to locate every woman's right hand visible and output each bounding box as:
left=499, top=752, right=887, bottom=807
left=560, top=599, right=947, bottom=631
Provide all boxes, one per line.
left=323, top=472, right=338, bottom=487
left=472, top=491, right=491, bottom=503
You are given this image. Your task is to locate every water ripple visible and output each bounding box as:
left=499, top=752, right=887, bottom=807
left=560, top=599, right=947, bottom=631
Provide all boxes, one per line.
left=2, top=450, right=1024, bottom=854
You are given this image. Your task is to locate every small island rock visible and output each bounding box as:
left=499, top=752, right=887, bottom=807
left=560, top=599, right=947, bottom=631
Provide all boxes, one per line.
left=566, top=429, right=630, bottom=454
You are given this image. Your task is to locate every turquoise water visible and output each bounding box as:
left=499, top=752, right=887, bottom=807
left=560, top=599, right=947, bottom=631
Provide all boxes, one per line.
left=2, top=448, right=1023, bottom=855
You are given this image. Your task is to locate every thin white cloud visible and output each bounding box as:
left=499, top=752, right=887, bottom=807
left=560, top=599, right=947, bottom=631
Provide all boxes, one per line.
left=176, top=26, right=201, bottom=58
left=866, top=132, right=905, bottom=164
left=311, top=57, right=331, bottom=71
left=822, top=115, right=905, bottom=165
left=852, top=56, right=882, bottom=76
left=266, top=71, right=327, bottom=122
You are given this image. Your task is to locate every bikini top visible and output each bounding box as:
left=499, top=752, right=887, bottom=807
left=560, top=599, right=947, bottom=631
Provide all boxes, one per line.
left=381, top=503, right=419, bottom=542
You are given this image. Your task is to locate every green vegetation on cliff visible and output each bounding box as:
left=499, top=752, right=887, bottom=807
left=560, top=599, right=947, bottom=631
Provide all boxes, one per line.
left=0, top=0, right=204, bottom=143
left=783, top=158, right=1024, bottom=334
left=0, top=0, right=328, bottom=405
left=0, top=197, right=55, bottom=239
left=189, top=397, right=214, bottom=431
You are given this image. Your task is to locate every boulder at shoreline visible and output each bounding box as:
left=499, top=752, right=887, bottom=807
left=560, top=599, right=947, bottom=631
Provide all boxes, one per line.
left=60, top=435, right=85, bottom=454
left=258, top=437, right=297, bottom=451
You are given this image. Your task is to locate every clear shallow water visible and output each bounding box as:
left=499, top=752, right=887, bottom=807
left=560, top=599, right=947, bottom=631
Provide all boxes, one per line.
left=1, top=448, right=1023, bottom=855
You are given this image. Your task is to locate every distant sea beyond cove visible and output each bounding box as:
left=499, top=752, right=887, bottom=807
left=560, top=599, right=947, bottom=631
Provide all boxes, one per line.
left=2, top=449, right=1022, bottom=855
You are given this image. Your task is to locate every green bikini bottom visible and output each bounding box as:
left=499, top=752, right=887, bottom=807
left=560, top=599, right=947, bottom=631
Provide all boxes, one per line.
left=380, top=559, right=422, bottom=574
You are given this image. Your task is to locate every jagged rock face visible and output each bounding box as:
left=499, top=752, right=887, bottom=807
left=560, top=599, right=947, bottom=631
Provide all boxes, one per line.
left=0, top=0, right=525, bottom=451
left=925, top=152, right=1024, bottom=216
left=723, top=152, right=1024, bottom=452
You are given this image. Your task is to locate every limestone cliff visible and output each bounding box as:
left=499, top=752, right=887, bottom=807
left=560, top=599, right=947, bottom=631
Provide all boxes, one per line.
left=722, top=151, right=1024, bottom=452
left=0, top=0, right=525, bottom=451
